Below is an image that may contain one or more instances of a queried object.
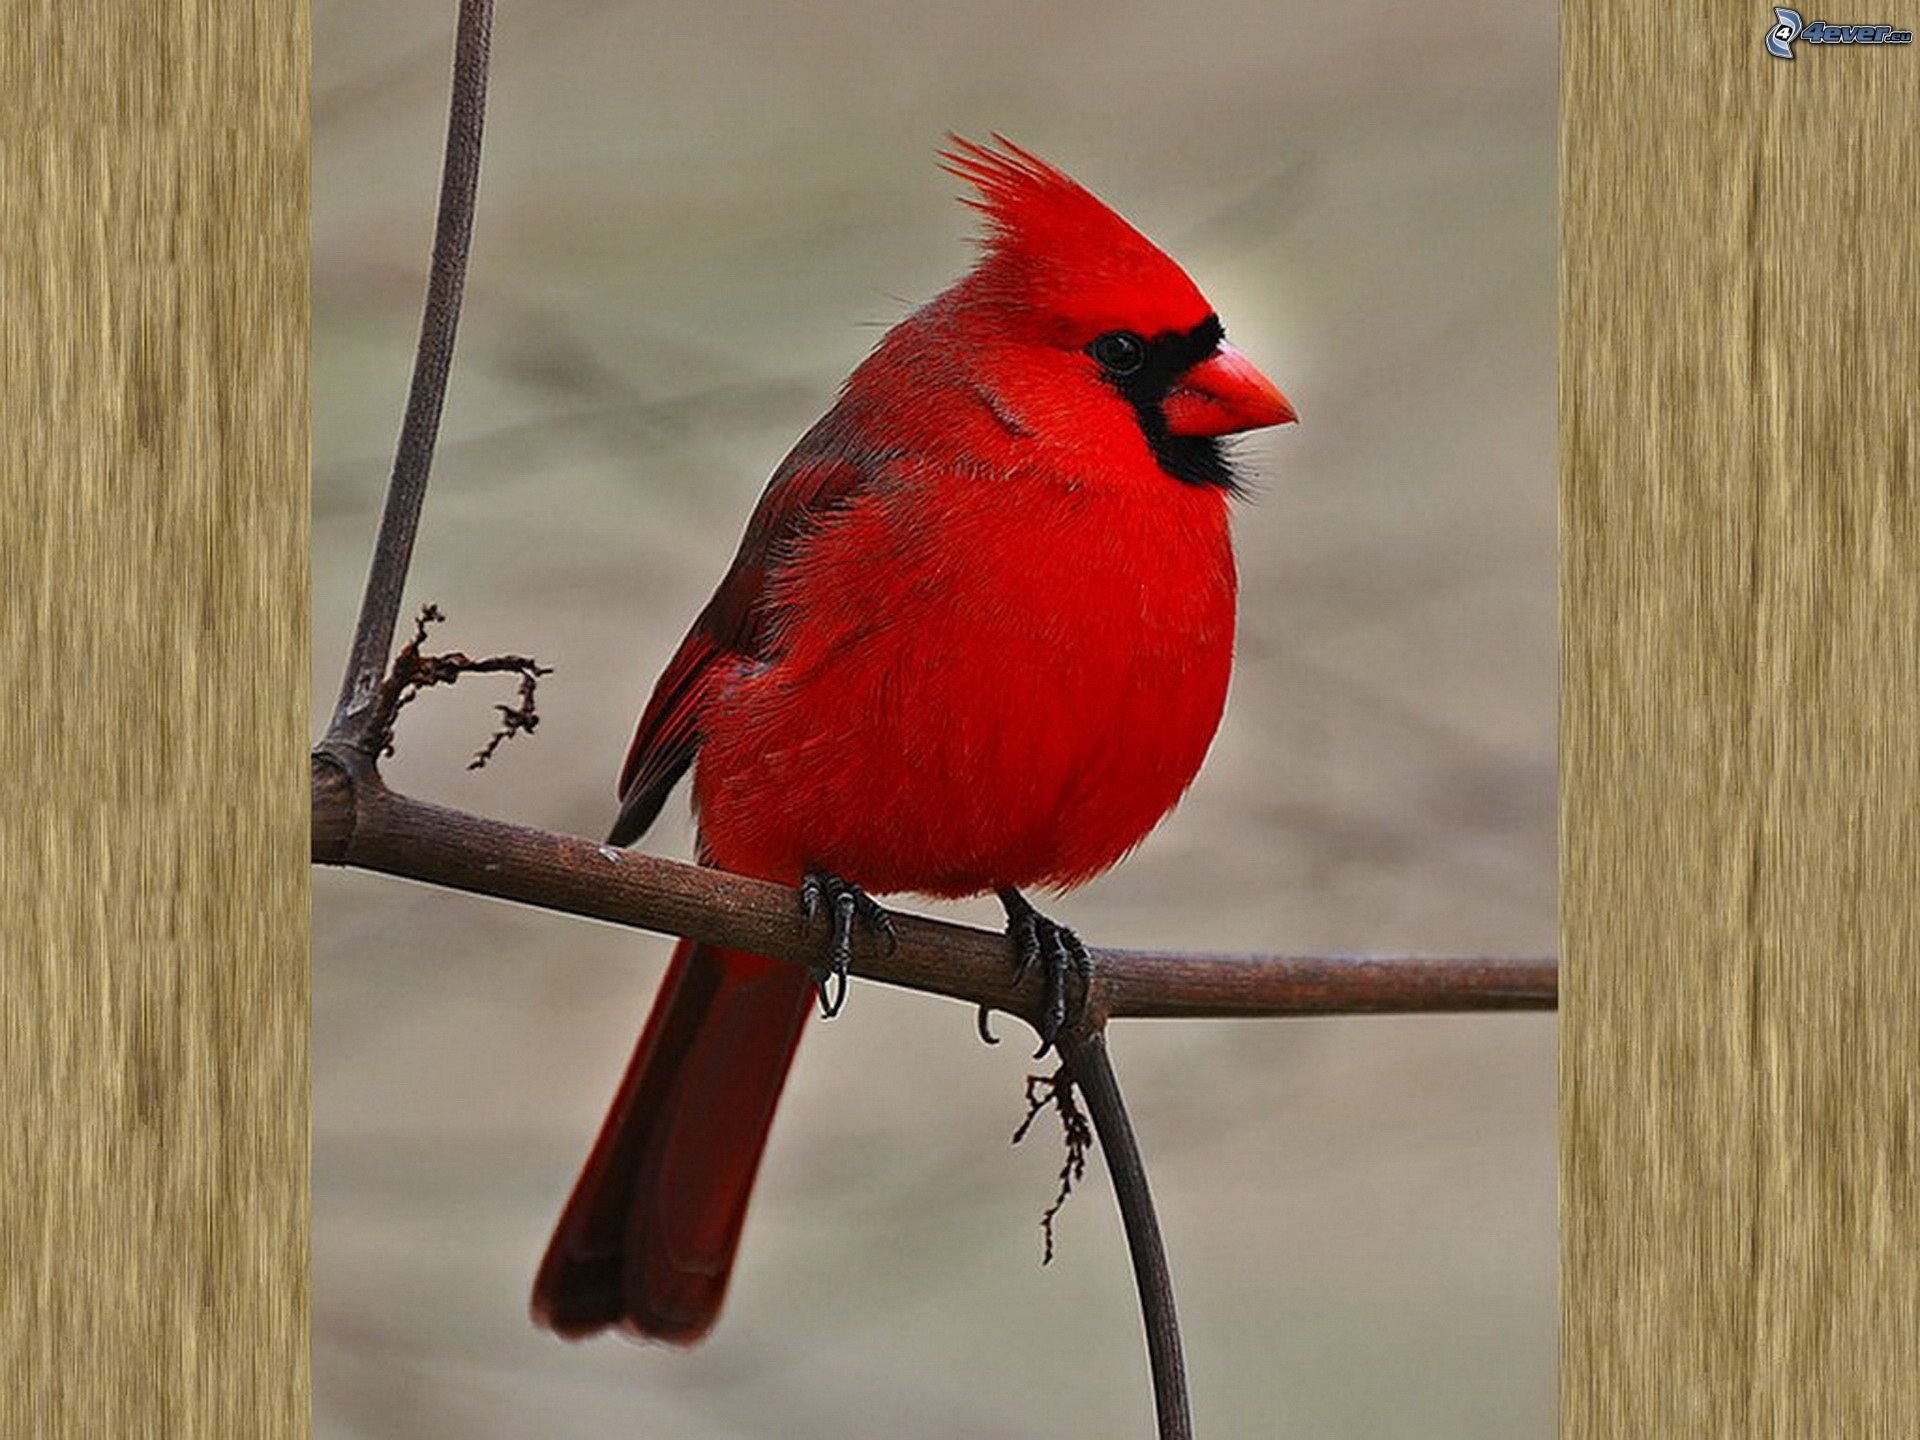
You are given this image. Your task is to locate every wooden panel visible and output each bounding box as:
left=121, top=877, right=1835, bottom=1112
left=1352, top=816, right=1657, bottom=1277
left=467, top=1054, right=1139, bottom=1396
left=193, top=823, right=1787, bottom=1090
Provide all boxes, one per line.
left=0, top=7, right=311, bottom=1437
left=1562, top=6, right=1918, bottom=1434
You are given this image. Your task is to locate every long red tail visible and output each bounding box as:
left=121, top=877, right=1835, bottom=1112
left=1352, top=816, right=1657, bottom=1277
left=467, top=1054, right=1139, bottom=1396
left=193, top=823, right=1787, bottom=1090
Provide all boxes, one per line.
left=532, top=940, right=815, bottom=1343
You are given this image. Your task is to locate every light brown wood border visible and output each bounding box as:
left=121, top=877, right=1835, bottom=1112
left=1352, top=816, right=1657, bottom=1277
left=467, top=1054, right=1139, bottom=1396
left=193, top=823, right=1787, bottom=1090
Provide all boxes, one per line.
left=8, top=0, right=1916, bottom=1433
left=1562, top=6, right=1918, bottom=1436
left=1, top=8, right=311, bottom=1438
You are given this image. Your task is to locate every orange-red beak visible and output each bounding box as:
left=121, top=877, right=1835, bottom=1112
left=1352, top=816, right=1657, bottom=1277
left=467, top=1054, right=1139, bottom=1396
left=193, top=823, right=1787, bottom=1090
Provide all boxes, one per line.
left=1161, top=342, right=1296, bottom=437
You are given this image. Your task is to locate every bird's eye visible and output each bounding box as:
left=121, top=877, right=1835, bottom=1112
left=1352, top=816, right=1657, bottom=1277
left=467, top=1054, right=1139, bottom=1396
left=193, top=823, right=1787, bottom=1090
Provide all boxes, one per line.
left=1091, top=331, right=1146, bottom=376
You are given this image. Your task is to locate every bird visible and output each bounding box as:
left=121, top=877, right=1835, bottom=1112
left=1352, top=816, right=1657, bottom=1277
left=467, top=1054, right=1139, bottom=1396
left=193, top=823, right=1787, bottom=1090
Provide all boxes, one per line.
left=531, top=136, right=1295, bottom=1345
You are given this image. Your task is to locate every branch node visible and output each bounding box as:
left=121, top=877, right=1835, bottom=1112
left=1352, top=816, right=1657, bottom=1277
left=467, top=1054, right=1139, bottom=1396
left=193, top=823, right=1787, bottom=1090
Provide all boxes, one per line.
left=309, top=748, right=360, bottom=863
left=1012, top=1067, right=1093, bottom=1265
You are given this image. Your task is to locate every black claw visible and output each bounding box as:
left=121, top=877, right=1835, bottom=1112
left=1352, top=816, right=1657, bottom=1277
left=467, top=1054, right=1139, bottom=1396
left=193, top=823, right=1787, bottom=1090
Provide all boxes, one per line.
left=976, top=1004, right=1001, bottom=1045
left=813, top=967, right=846, bottom=1019
left=995, top=888, right=1093, bottom=1058
left=799, top=871, right=889, bottom=1020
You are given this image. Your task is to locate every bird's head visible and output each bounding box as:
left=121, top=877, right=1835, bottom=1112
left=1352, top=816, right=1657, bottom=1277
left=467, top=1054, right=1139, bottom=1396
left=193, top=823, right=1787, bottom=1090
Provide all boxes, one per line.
left=935, top=135, right=1294, bottom=491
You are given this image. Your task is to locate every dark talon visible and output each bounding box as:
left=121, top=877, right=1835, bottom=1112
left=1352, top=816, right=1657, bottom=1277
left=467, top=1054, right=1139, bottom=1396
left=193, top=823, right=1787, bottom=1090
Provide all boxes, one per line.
left=799, top=871, right=890, bottom=1020
left=1007, top=907, right=1038, bottom=979
left=995, top=888, right=1092, bottom=1058
left=976, top=1005, right=1001, bottom=1045
left=813, top=968, right=844, bottom=1018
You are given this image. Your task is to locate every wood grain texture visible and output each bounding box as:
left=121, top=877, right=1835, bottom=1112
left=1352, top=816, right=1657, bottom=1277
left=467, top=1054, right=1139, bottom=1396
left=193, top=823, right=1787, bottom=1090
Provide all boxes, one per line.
left=0, top=7, right=310, bottom=1438
left=1563, top=6, right=1918, bottom=1436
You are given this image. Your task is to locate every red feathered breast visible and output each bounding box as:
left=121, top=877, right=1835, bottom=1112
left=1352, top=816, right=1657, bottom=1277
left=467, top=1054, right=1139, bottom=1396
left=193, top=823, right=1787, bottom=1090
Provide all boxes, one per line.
left=691, top=454, right=1236, bottom=895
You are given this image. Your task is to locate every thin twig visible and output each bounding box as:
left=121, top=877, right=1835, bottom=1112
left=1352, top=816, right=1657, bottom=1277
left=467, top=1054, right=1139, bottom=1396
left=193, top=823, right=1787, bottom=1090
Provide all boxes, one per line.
left=329, top=0, right=495, bottom=744
left=1060, top=1026, right=1192, bottom=1440
left=1012, top=1068, right=1093, bottom=1264
left=363, top=603, right=553, bottom=765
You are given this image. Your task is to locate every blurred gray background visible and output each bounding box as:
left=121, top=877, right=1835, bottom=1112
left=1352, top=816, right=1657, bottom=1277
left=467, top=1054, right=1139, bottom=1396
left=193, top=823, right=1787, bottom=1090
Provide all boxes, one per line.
left=313, top=2, right=1556, bottom=1435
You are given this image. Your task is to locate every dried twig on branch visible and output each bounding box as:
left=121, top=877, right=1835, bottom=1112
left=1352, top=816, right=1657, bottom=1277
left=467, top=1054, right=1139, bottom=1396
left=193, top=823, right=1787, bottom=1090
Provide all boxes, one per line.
left=363, top=603, right=553, bottom=768
left=1014, top=1067, right=1094, bottom=1264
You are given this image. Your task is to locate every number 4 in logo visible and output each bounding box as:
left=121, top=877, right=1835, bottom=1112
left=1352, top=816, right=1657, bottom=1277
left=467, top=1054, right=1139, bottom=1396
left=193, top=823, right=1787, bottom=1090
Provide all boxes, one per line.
left=1768, top=7, right=1804, bottom=58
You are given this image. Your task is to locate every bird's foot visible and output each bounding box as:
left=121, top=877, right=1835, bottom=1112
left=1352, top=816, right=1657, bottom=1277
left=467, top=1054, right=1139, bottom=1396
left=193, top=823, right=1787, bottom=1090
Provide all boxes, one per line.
left=799, top=871, right=895, bottom=1018
left=984, top=888, right=1092, bottom=1058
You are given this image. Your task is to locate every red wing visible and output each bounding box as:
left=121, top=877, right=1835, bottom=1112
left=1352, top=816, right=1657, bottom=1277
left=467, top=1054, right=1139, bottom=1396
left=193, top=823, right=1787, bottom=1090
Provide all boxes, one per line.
left=607, top=442, right=880, bottom=846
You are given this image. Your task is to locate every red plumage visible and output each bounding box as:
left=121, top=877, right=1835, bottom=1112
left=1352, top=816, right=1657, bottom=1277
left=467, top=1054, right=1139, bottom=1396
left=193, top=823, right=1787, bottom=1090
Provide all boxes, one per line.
left=533, top=137, right=1294, bottom=1343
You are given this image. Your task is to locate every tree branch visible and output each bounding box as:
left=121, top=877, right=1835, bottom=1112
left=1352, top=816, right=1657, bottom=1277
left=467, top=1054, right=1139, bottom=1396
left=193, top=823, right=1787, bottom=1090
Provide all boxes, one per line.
left=311, top=749, right=1555, bottom=1034
left=329, top=0, right=494, bottom=744
left=1061, top=1027, right=1191, bottom=1440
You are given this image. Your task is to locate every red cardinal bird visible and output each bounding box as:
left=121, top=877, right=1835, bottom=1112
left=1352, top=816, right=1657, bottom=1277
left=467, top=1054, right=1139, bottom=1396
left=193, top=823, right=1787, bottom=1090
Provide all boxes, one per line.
left=532, top=137, right=1294, bottom=1344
